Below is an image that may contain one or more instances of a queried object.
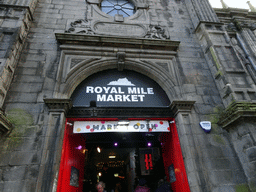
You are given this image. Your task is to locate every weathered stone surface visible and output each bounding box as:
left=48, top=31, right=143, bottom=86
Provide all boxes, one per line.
left=246, top=147, right=256, bottom=162
left=0, top=0, right=255, bottom=191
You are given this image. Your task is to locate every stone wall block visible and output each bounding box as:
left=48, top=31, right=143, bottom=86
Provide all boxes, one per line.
left=2, top=181, right=24, bottom=192
left=6, top=92, right=38, bottom=103
left=210, top=170, right=233, bottom=185
left=210, top=158, right=231, bottom=170
left=0, top=182, right=3, bottom=191
left=248, top=161, right=256, bottom=178
left=0, top=152, right=12, bottom=166
left=9, top=82, right=43, bottom=93
left=212, top=186, right=235, bottom=192
left=2, top=166, right=27, bottom=181
left=9, top=151, right=40, bottom=165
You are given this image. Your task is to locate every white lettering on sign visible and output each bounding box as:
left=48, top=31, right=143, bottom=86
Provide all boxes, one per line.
left=85, top=78, right=155, bottom=103
left=87, top=86, right=154, bottom=94
left=86, top=86, right=154, bottom=102
left=73, top=120, right=171, bottom=133
left=96, top=94, right=146, bottom=102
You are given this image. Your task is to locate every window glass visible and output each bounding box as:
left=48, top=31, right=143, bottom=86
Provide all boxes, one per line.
left=101, top=0, right=135, bottom=17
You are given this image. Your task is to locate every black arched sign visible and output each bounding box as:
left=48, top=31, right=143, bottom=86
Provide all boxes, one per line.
left=71, top=70, right=170, bottom=107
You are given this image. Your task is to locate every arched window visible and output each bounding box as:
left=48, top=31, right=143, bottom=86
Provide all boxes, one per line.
left=101, top=0, right=135, bottom=17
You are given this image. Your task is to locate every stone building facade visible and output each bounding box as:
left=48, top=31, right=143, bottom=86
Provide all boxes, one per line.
left=0, top=0, right=256, bottom=191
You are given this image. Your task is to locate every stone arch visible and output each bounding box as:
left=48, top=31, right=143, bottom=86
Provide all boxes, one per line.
left=58, top=58, right=180, bottom=102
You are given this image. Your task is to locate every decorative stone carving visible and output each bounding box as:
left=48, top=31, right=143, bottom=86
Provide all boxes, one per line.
left=144, top=25, right=170, bottom=40
left=65, top=19, right=172, bottom=40
left=65, top=19, right=95, bottom=35
left=71, top=59, right=84, bottom=69
left=229, top=21, right=256, bottom=31
left=117, top=52, right=125, bottom=71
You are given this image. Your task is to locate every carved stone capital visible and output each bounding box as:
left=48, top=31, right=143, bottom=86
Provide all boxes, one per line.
left=44, top=98, right=72, bottom=115
left=0, top=110, right=13, bottom=136
left=169, top=100, right=196, bottom=117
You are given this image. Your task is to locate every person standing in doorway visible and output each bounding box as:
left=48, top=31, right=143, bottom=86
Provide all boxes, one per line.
left=100, top=164, right=115, bottom=192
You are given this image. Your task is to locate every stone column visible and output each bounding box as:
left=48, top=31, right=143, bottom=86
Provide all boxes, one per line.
left=228, top=120, right=256, bottom=192
left=36, top=99, right=72, bottom=192
left=170, top=101, right=207, bottom=192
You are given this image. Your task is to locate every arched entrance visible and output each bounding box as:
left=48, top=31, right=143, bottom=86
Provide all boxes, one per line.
left=53, top=69, right=190, bottom=192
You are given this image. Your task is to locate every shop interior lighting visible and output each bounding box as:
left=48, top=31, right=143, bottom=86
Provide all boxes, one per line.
left=76, top=145, right=82, bottom=150
left=109, top=156, right=116, bottom=159
left=114, top=173, right=119, bottom=177
left=97, top=147, right=101, bottom=153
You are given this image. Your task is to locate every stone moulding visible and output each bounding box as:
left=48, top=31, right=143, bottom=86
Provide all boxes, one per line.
left=68, top=107, right=174, bottom=118
left=55, top=33, right=180, bottom=51
left=218, top=101, right=256, bottom=128
left=0, top=4, right=33, bottom=20
left=43, top=100, right=195, bottom=118
left=0, top=110, right=13, bottom=136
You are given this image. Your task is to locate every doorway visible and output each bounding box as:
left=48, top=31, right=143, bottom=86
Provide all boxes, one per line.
left=57, top=118, right=190, bottom=192
left=83, top=132, right=166, bottom=192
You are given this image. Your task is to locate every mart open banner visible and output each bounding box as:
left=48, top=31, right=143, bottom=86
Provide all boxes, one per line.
left=73, top=120, right=170, bottom=133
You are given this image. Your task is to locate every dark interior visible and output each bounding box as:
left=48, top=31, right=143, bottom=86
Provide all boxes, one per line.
left=83, top=132, right=165, bottom=192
